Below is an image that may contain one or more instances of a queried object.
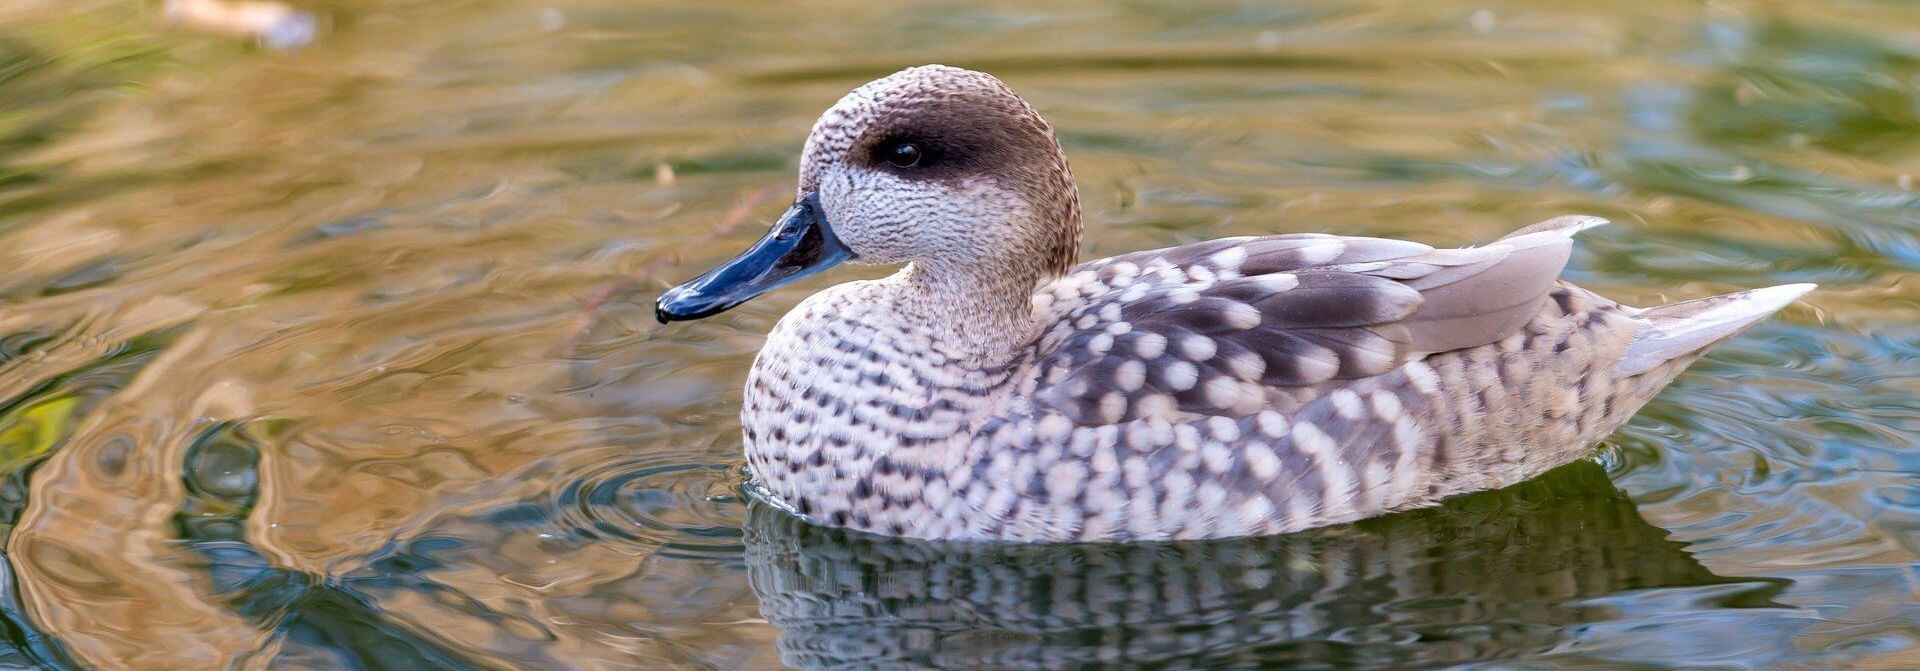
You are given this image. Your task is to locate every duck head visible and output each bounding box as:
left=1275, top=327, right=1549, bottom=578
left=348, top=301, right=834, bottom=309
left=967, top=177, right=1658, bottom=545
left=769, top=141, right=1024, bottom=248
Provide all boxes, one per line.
left=656, top=65, right=1081, bottom=322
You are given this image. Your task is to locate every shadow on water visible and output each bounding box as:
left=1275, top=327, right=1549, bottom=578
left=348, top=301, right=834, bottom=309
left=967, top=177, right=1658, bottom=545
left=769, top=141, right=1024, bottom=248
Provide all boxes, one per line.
left=171, top=421, right=504, bottom=671
left=745, top=463, right=1787, bottom=670
left=0, top=325, right=187, bottom=670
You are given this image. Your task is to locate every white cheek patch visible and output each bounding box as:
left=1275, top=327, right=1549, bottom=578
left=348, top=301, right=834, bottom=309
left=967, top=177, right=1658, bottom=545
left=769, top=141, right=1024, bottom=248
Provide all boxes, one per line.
left=818, top=165, right=916, bottom=264
left=819, top=168, right=1025, bottom=266
left=817, top=165, right=863, bottom=227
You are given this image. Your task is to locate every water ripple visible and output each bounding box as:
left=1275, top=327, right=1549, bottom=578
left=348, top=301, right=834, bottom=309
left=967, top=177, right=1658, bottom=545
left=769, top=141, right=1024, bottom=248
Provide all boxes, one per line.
left=545, top=454, right=746, bottom=559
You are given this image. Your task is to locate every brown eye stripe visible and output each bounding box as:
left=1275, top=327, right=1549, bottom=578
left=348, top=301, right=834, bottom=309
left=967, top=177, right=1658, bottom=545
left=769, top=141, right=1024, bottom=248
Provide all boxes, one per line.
left=848, top=95, right=1052, bottom=182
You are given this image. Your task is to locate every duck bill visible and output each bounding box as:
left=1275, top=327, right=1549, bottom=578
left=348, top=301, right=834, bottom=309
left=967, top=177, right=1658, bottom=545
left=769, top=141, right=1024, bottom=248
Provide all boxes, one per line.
left=655, top=193, right=852, bottom=323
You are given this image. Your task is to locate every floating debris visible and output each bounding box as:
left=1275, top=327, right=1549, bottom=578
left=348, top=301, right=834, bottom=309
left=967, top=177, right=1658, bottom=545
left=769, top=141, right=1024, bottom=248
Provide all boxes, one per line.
left=160, top=0, right=318, bottom=50
left=1470, top=8, right=1497, bottom=34
left=1254, top=30, right=1281, bottom=54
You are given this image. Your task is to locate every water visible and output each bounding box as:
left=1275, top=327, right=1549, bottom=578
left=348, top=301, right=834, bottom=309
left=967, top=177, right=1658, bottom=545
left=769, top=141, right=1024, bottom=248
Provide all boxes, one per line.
left=0, top=0, right=1915, bottom=668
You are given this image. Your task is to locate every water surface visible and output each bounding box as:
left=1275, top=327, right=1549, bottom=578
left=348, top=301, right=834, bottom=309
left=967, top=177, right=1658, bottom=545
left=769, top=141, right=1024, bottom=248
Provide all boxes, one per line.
left=0, top=0, right=1916, bottom=668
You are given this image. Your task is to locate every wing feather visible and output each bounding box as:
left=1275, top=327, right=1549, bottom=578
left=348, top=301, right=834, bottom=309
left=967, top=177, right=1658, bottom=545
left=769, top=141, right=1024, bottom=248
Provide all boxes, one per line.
left=1033, top=218, right=1605, bottom=424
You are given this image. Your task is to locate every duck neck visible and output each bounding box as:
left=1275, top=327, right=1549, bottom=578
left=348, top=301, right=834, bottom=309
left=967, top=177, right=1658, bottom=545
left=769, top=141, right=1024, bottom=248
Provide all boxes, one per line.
left=884, top=258, right=1046, bottom=366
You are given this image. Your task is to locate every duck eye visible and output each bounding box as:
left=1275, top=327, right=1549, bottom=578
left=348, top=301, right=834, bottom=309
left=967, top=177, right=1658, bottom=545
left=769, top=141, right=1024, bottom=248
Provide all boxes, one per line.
left=886, top=142, right=923, bottom=168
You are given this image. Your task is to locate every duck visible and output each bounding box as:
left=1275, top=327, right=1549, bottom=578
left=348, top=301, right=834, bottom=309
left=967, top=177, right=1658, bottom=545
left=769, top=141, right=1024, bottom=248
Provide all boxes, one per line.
left=654, top=64, right=1814, bottom=543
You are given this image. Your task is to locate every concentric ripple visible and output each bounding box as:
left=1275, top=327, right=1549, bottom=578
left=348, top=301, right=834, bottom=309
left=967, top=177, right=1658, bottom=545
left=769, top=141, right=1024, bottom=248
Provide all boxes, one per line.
left=545, top=454, right=748, bottom=560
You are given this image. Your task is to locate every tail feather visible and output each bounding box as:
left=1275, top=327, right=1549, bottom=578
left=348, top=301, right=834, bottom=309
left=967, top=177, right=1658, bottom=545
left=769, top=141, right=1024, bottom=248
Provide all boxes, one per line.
left=1496, top=215, right=1610, bottom=242
left=1615, top=283, right=1816, bottom=377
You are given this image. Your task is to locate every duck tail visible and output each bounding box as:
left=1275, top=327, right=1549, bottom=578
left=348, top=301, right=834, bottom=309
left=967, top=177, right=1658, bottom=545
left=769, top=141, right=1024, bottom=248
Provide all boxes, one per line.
left=1615, top=283, right=1816, bottom=377
left=1496, top=214, right=1611, bottom=241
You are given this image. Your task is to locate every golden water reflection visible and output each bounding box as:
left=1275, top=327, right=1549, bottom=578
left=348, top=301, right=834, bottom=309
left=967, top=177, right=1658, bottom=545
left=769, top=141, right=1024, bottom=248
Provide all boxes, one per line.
left=0, top=0, right=1914, bottom=668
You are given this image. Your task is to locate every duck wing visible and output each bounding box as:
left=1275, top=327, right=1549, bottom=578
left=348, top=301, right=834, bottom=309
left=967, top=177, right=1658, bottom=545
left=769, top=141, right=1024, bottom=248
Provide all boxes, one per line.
left=1029, top=216, right=1607, bottom=425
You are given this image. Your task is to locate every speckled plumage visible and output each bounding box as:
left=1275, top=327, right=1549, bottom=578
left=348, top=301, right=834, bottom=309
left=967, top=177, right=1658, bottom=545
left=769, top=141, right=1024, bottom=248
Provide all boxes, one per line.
left=709, top=65, right=1815, bottom=542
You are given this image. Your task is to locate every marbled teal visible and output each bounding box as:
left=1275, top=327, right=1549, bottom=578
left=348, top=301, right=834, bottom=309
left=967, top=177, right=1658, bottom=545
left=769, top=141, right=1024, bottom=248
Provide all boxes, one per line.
left=655, top=65, right=1814, bottom=542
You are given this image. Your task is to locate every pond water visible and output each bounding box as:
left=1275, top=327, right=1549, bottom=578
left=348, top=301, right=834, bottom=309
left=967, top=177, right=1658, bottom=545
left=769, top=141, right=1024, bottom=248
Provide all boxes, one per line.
left=0, top=0, right=1916, bottom=668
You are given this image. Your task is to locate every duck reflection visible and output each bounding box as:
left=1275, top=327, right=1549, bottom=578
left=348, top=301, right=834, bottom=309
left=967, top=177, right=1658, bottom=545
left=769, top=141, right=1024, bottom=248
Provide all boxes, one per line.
left=745, top=463, right=1774, bottom=670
